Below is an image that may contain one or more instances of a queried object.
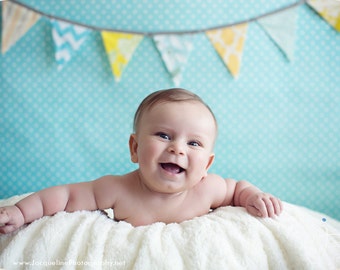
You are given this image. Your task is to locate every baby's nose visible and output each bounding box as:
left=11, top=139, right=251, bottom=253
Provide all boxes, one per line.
left=168, top=141, right=185, bottom=155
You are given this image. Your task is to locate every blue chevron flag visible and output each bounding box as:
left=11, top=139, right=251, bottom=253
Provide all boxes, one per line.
left=51, top=20, right=90, bottom=70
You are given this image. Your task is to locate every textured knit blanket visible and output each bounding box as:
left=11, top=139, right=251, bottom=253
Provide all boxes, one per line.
left=0, top=194, right=339, bottom=270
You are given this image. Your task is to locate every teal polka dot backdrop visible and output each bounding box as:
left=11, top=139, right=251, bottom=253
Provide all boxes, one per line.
left=0, top=1, right=339, bottom=220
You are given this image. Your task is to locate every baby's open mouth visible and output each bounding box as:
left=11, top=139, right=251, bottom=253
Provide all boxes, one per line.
left=160, top=163, right=185, bottom=174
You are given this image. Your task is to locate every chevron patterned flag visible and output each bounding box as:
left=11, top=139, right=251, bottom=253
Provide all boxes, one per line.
left=206, top=24, right=248, bottom=78
left=258, top=7, right=298, bottom=61
left=2, top=1, right=41, bottom=54
left=153, top=34, right=196, bottom=86
left=51, top=20, right=90, bottom=70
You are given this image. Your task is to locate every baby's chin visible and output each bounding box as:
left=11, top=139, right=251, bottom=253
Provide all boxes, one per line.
left=148, top=180, right=188, bottom=196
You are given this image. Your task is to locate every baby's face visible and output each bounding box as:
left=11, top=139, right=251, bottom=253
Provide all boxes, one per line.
left=130, top=101, right=217, bottom=194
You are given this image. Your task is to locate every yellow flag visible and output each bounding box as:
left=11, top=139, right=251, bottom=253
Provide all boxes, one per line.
left=206, top=24, right=248, bottom=78
left=308, top=0, right=340, bottom=32
left=101, top=32, right=143, bottom=81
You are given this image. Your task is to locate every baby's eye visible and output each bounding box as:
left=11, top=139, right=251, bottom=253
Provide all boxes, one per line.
left=156, top=132, right=171, bottom=140
left=188, top=141, right=201, bottom=147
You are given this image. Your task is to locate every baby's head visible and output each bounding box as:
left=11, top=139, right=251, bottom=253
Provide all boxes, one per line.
left=130, top=88, right=218, bottom=193
left=133, top=88, right=218, bottom=138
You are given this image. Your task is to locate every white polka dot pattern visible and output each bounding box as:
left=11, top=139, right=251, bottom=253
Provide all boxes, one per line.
left=0, top=3, right=339, bottom=220
left=16, top=0, right=299, bottom=31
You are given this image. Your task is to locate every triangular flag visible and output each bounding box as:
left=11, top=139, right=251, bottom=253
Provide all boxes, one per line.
left=101, top=32, right=143, bottom=82
left=153, top=34, right=196, bottom=86
left=308, top=0, right=340, bottom=32
left=206, top=24, right=248, bottom=78
left=1, top=1, right=41, bottom=54
left=51, top=20, right=90, bottom=70
left=258, top=7, right=298, bottom=61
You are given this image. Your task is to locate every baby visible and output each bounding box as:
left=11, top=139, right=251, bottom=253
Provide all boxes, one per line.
left=0, top=88, right=282, bottom=233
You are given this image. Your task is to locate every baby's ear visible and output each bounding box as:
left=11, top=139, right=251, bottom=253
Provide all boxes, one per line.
left=129, top=134, right=138, bottom=163
left=204, top=153, right=215, bottom=176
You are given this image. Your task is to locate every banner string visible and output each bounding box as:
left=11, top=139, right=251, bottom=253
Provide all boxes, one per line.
left=6, top=0, right=307, bottom=36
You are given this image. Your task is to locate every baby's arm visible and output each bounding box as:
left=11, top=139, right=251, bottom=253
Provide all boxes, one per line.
left=0, top=175, right=116, bottom=234
left=0, top=185, right=72, bottom=234
left=231, top=180, right=282, bottom=218
left=211, top=176, right=282, bottom=218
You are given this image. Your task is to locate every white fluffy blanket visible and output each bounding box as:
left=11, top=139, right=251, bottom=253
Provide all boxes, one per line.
left=0, top=194, right=339, bottom=270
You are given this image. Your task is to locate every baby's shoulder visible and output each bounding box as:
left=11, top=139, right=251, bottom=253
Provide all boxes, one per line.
left=92, top=173, right=138, bottom=203
left=93, top=173, right=133, bottom=190
left=192, top=174, right=229, bottom=207
left=203, top=173, right=225, bottom=184
left=103, top=171, right=142, bottom=190
left=195, top=173, right=227, bottom=193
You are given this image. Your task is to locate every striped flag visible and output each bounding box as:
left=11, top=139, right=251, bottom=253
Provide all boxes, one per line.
left=2, top=1, right=41, bottom=54
left=51, top=20, right=90, bottom=70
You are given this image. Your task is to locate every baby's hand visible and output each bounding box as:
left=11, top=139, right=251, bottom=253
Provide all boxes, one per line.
left=245, top=193, right=283, bottom=218
left=0, top=205, right=25, bottom=234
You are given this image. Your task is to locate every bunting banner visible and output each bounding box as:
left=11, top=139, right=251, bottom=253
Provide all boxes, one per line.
left=101, top=32, right=144, bottom=82
left=308, top=0, right=340, bottom=32
left=153, top=34, right=196, bottom=86
left=1, top=1, right=41, bottom=54
left=1, top=1, right=339, bottom=83
left=206, top=24, right=248, bottom=78
left=51, top=20, right=90, bottom=70
left=257, top=7, right=297, bottom=61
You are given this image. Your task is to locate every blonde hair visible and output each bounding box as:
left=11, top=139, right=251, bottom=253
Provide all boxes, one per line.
left=133, top=88, right=217, bottom=133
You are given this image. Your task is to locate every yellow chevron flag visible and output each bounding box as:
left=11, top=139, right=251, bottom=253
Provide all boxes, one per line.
left=101, top=32, right=143, bottom=81
left=206, top=24, right=248, bottom=78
